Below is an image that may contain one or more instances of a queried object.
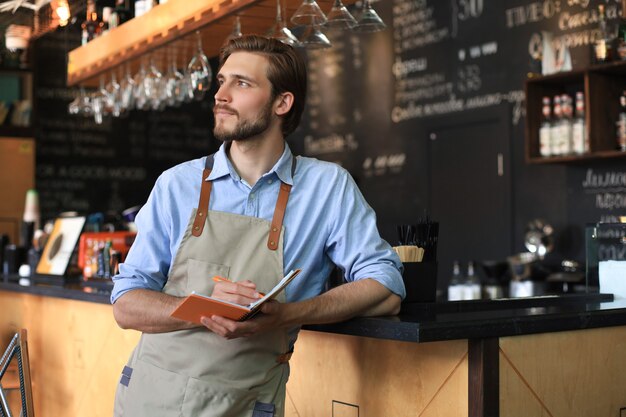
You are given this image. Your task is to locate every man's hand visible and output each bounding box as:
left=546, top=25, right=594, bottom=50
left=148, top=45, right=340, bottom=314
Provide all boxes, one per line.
left=211, top=279, right=263, bottom=306
left=200, top=301, right=285, bottom=339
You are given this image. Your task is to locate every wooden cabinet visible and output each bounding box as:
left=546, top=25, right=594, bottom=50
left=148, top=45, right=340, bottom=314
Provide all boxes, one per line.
left=525, top=60, right=626, bottom=164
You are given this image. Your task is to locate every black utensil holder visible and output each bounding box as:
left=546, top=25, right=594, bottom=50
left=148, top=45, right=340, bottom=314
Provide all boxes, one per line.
left=402, top=262, right=438, bottom=303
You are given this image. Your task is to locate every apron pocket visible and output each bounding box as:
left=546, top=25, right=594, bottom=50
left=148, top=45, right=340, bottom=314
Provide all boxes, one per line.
left=123, top=358, right=188, bottom=417
left=186, top=258, right=230, bottom=295
left=182, top=377, right=257, bottom=417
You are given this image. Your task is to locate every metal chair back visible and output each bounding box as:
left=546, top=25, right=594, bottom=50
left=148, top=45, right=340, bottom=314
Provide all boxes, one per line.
left=0, top=330, right=34, bottom=417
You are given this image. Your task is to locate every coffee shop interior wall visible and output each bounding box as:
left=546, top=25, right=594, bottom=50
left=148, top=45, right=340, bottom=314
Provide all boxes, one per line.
left=21, top=0, right=626, bottom=287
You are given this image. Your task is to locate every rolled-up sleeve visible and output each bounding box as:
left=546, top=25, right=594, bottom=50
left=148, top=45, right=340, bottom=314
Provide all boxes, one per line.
left=325, top=171, right=406, bottom=299
left=110, top=175, right=173, bottom=303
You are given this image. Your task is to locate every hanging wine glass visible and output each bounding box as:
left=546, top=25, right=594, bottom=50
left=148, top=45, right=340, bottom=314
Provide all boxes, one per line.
left=354, top=0, right=386, bottom=32
left=225, top=16, right=242, bottom=44
left=299, top=17, right=332, bottom=49
left=164, top=46, right=184, bottom=107
left=119, top=63, right=136, bottom=113
left=105, top=70, right=122, bottom=117
left=68, top=87, right=84, bottom=115
left=143, top=55, right=163, bottom=110
left=291, top=0, right=327, bottom=26
left=188, top=30, right=212, bottom=101
left=92, top=76, right=107, bottom=125
left=78, top=87, right=93, bottom=116
left=178, top=40, right=195, bottom=103
left=267, top=0, right=300, bottom=46
left=133, top=57, right=149, bottom=110
left=325, top=0, right=357, bottom=29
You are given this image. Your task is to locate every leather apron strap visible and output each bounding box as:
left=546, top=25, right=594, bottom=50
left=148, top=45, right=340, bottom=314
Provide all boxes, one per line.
left=192, top=153, right=297, bottom=251
left=191, top=154, right=215, bottom=237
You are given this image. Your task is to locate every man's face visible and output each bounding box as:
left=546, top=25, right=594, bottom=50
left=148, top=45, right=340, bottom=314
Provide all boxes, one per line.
left=213, top=52, right=276, bottom=143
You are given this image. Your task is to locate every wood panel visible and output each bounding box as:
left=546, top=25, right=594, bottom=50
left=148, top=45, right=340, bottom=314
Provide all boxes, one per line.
left=500, top=327, right=626, bottom=417
left=285, top=330, right=468, bottom=417
left=0, top=138, right=35, bottom=244
left=0, top=291, right=141, bottom=417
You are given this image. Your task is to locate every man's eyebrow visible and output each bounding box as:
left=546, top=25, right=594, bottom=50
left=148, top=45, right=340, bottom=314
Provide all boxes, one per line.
left=217, top=72, right=258, bottom=84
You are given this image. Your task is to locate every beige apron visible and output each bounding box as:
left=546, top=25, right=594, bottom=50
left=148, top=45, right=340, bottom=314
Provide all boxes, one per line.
left=114, top=154, right=296, bottom=417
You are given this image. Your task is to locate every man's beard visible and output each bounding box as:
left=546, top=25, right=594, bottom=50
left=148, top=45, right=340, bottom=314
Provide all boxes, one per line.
left=213, top=100, right=274, bottom=143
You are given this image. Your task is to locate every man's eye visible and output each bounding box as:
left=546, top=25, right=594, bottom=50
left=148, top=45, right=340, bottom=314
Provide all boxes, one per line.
left=238, top=81, right=249, bottom=87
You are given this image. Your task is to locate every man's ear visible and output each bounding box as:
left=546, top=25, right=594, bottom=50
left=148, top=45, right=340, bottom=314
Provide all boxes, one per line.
left=274, top=92, right=294, bottom=116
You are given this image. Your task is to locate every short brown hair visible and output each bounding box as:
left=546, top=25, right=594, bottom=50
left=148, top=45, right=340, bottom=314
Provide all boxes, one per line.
left=219, top=35, right=307, bottom=138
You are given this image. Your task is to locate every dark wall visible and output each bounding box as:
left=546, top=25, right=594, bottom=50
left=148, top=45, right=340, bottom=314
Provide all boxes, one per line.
left=33, top=0, right=626, bottom=287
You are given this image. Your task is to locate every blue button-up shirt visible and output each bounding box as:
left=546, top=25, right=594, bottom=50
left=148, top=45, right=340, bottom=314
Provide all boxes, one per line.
left=111, top=143, right=405, bottom=303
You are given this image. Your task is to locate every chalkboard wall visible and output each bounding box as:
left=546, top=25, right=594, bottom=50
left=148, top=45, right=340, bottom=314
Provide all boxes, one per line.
left=32, top=0, right=626, bottom=287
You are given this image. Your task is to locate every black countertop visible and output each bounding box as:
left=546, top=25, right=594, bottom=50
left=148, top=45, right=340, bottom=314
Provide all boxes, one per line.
left=1, top=279, right=624, bottom=343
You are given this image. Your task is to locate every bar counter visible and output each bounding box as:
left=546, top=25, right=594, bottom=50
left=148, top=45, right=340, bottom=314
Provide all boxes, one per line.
left=1, top=280, right=625, bottom=416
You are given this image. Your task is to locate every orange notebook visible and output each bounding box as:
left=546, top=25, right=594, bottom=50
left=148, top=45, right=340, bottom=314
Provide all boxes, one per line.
left=171, top=269, right=301, bottom=323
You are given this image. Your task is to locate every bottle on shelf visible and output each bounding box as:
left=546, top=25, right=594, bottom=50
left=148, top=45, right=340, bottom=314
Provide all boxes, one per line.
left=447, top=260, right=464, bottom=301
left=109, top=0, right=133, bottom=30
left=462, top=261, right=481, bottom=300
left=81, top=0, right=104, bottom=45
left=617, top=91, right=626, bottom=151
left=101, top=7, right=113, bottom=34
left=539, top=96, right=552, bottom=157
left=572, top=91, right=588, bottom=154
left=594, top=4, right=613, bottom=63
left=558, top=94, right=573, bottom=155
left=618, top=0, right=626, bottom=60
left=134, top=0, right=148, bottom=17
left=550, top=95, right=562, bottom=156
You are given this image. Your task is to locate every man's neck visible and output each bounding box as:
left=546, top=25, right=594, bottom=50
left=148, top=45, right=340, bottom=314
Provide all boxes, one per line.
left=227, top=133, right=285, bottom=187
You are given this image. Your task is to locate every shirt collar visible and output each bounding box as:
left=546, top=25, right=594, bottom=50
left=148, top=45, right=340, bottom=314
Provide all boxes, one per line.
left=206, top=142, right=295, bottom=186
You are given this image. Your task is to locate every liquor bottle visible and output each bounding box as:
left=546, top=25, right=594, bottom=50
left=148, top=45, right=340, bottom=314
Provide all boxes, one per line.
left=81, top=0, right=104, bottom=45
left=618, top=0, right=626, bottom=60
left=550, top=95, right=562, bottom=156
left=462, top=261, right=481, bottom=300
left=20, top=189, right=39, bottom=250
left=539, top=96, right=552, bottom=157
left=559, top=94, right=573, bottom=155
left=572, top=91, right=588, bottom=154
left=101, top=7, right=112, bottom=34
left=134, top=0, right=148, bottom=17
left=109, top=0, right=133, bottom=30
left=447, top=260, right=464, bottom=301
left=618, top=92, right=626, bottom=151
left=594, top=4, right=613, bottom=63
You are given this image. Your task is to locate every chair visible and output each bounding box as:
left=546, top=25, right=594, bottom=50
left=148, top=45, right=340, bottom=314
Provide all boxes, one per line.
left=0, top=330, right=34, bottom=417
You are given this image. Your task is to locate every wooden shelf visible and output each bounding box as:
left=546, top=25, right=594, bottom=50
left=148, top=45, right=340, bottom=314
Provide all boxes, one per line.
left=525, top=60, right=626, bottom=164
left=0, top=126, right=34, bottom=138
left=67, top=0, right=353, bottom=87
left=527, top=149, right=626, bottom=164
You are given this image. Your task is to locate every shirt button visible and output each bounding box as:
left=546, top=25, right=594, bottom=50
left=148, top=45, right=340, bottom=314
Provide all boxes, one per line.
left=268, top=179, right=273, bottom=184
left=250, top=193, right=255, bottom=199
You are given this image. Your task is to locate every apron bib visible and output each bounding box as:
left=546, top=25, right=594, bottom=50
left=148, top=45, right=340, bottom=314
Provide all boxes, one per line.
left=114, top=154, right=296, bottom=417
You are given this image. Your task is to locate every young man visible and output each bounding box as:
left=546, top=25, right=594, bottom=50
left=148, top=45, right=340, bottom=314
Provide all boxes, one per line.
left=111, top=35, right=404, bottom=417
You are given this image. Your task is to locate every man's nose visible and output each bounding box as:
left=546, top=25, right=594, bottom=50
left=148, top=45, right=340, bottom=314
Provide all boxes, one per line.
left=214, top=84, right=230, bottom=103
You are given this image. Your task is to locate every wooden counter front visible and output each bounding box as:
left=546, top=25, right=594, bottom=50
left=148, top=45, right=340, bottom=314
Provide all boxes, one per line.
left=1, top=286, right=625, bottom=416
left=0, top=290, right=140, bottom=417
